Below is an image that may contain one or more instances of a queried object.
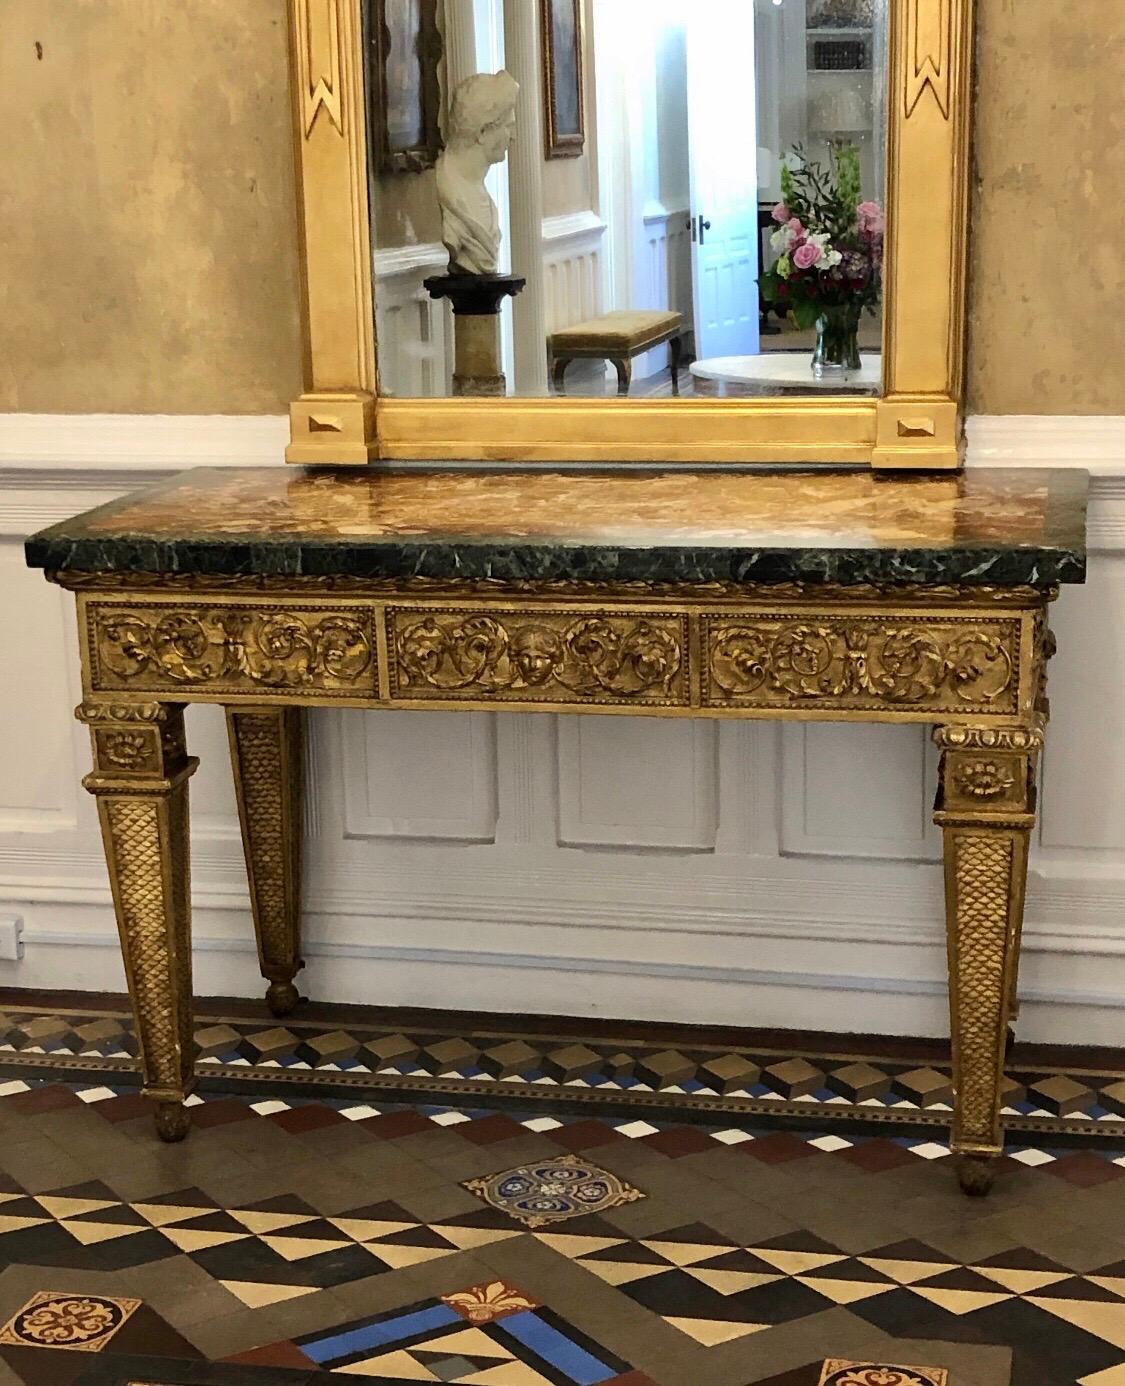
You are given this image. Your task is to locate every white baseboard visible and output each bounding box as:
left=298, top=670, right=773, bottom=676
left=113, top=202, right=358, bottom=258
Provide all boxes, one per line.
left=4, top=897, right=1123, bottom=1044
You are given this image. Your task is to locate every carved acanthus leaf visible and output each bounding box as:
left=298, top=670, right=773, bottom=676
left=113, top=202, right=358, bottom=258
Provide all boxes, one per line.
left=89, top=606, right=374, bottom=696
left=390, top=610, right=687, bottom=706
left=705, top=617, right=1017, bottom=713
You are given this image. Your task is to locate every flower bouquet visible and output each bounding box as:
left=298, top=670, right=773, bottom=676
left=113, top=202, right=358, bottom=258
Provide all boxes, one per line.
left=760, top=144, right=884, bottom=375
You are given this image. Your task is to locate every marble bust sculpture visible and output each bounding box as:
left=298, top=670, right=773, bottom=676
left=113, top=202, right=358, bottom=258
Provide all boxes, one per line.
left=436, top=70, right=519, bottom=276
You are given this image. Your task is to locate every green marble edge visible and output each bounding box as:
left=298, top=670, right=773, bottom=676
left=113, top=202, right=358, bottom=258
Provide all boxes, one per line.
left=24, top=466, right=1089, bottom=590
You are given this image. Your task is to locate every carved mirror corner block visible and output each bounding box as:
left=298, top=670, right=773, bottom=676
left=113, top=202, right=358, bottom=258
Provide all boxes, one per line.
left=286, top=0, right=973, bottom=469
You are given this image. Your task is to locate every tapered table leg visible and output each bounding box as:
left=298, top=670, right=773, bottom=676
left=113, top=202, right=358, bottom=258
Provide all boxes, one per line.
left=78, top=702, right=198, bottom=1142
left=226, top=708, right=305, bottom=1017
left=934, top=724, right=1042, bottom=1196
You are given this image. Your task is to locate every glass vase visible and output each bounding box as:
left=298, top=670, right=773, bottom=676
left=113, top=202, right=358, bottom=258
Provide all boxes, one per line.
left=811, top=303, right=862, bottom=377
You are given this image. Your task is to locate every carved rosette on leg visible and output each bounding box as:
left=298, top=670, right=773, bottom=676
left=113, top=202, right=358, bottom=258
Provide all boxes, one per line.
left=934, top=724, right=1043, bottom=1195
left=226, top=708, right=306, bottom=1017
left=77, top=702, right=198, bottom=1141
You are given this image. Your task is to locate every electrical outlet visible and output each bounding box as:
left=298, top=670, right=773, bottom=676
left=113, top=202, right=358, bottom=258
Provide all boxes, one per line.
left=0, top=915, right=25, bottom=962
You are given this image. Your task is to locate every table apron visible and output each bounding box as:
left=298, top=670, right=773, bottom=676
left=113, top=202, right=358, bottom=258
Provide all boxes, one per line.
left=76, top=592, right=1049, bottom=725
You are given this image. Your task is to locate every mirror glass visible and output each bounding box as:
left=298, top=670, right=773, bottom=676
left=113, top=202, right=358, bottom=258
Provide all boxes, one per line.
left=365, top=0, right=887, bottom=400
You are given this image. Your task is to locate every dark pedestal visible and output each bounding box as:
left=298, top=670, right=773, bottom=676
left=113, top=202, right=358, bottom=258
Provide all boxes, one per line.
left=424, top=273, right=526, bottom=397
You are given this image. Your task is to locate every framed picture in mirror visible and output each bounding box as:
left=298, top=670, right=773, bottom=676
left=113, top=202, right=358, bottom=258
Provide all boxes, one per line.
left=541, top=0, right=585, bottom=159
left=365, top=0, right=443, bottom=173
left=808, top=0, right=876, bottom=27
left=288, top=0, right=974, bottom=470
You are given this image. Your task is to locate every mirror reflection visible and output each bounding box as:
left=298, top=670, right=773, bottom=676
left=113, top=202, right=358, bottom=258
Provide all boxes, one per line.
left=365, top=0, right=886, bottom=400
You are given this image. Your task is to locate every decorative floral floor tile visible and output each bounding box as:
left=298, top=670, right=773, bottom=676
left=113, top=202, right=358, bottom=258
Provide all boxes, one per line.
left=464, top=1154, right=644, bottom=1228
left=0, top=1291, right=140, bottom=1353
left=818, top=1364, right=948, bottom=1386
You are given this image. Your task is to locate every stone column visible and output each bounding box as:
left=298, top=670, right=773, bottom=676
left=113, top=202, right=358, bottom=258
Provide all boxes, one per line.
left=502, top=0, right=549, bottom=394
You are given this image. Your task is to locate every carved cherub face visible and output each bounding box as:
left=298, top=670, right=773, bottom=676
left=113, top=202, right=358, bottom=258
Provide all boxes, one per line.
left=511, top=626, right=561, bottom=686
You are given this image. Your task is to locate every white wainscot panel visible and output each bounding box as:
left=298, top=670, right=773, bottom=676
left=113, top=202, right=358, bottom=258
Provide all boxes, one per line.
left=342, top=709, right=498, bottom=842
left=184, top=704, right=240, bottom=841
left=0, top=545, right=79, bottom=832
left=374, top=244, right=454, bottom=398
left=543, top=211, right=605, bottom=333
left=781, top=723, right=940, bottom=861
left=637, top=203, right=691, bottom=378
left=557, top=716, right=717, bottom=850
left=1039, top=564, right=1125, bottom=857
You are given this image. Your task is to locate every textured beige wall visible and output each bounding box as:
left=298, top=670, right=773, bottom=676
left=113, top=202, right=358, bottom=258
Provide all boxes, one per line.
left=3, top=0, right=1122, bottom=416
left=967, top=0, right=1125, bottom=414
left=0, top=0, right=304, bottom=414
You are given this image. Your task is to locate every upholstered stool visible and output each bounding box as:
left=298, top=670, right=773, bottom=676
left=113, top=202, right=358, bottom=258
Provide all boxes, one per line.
left=549, top=309, right=684, bottom=396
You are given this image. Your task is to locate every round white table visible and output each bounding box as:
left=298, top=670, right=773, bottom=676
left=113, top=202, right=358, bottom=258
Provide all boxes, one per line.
left=691, top=351, right=881, bottom=397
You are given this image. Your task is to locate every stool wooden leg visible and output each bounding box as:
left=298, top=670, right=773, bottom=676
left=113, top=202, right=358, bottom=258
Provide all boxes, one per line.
left=934, top=725, right=1041, bottom=1196
left=79, top=702, right=198, bottom=1142
left=670, top=336, right=683, bottom=395
left=552, top=357, right=571, bottom=396
left=226, top=707, right=305, bottom=1017
left=614, top=357, right=633, bottom=396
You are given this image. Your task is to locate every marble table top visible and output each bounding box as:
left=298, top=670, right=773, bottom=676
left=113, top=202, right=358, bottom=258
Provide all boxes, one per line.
left=25, top=465, right=1088, bottom=588
left=691, top=352, right=881, bottom=396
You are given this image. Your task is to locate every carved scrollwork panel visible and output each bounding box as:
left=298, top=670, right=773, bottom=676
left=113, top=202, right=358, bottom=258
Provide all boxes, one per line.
left=703, top=615, right=1020, bottom=715
left=387, top=609, right=688, bottom=707
left=86, top=603, right=375, bottom=698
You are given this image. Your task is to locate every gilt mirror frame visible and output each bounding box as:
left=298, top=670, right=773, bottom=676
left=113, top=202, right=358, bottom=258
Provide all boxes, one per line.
left=285, top=0, right=973, bottom=470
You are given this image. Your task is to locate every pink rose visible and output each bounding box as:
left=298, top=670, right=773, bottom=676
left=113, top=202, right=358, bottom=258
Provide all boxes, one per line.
left=771, top=202, right=791, bottom=224
left=792, top=241, right=822, bottom=271
left=786, top=217, right=805, bottom=237
left=858, top=201, right=885, bottom=238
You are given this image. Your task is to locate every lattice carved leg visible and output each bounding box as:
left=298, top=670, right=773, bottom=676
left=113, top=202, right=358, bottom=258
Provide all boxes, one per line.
left=78, top=702, right=198, bottom=1142
left=934, top=725, right=1042, bottom=1196
left=226, top=708, right=305, bottom=1017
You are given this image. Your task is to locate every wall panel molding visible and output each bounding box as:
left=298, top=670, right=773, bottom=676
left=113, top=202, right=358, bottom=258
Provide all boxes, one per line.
left=557, top=717, right=718, bottom=850
left=374, top=243, right=454, bottom=398
left=542, top=210, right=606, bottom=334
left=341, top=709, right=498, bottom=842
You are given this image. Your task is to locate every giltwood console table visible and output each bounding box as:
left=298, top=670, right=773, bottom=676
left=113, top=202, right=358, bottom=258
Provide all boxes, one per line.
left=25, top=465, right=1088, bottom=1195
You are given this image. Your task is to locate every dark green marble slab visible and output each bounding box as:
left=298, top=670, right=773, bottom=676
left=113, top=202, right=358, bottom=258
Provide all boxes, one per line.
left=25, top=465, right=1088, bottom=589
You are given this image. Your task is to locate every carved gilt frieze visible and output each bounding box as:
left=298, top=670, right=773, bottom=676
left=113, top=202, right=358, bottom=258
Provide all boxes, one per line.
left=703, top=614, right=1020, bottom=715
left=86, top=604, right=375, bottom=697
left=388, top=609, right=688, bottom=707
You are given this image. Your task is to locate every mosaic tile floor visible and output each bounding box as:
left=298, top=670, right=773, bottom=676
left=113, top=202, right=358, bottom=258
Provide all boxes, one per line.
left=3, top=1001, right=1124, bottom=1148
left=2, top=1000, right=1125, bottom=1383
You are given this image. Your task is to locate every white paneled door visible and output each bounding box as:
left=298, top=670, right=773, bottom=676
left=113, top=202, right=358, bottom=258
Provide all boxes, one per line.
left=687, top=1, right=762, bottom=360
